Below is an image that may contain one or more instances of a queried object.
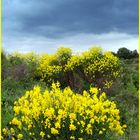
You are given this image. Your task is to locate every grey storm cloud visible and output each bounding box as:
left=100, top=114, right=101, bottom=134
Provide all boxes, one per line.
left=2, top=0, right=138, bottom=38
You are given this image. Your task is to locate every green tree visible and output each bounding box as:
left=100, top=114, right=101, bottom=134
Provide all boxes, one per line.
left=117, top=47, right=132, bottom=59
left=131, top=50, right=139, bottom=58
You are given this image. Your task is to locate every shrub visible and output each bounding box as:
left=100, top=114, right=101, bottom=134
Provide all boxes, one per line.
left=36, top=47, right=120, bottom=91
left=2, top=83, right=126, bottom=140
left=55, top=47, right=72, bottom=66
left=2, top=52, right=39, bottom=81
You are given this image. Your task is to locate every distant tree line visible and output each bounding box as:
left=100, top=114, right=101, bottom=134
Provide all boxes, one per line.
left=112, top=47, right=139, bottom=59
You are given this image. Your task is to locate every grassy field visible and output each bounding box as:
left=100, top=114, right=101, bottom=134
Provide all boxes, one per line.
left=107, top=58, right=138, bottom=140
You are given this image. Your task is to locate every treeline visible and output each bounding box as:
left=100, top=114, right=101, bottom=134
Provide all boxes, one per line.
left=112, top=47, right=139, bottom=59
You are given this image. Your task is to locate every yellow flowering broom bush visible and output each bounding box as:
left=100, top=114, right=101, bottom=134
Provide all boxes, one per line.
left=36, top=47, right=120, bottom=91
left=2, top=83, right=126, bottom=140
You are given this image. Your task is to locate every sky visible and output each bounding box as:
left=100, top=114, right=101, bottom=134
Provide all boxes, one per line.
left=2, top=0, right=138, bottom=54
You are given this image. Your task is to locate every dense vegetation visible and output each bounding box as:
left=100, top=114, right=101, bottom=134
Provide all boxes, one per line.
left=1, top=47, right=138, bottom=140
left=36, top=47, right=120, bottom=92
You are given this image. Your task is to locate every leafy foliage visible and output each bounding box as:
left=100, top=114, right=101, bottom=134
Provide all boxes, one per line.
left=117, top=47, right=138, bottom=59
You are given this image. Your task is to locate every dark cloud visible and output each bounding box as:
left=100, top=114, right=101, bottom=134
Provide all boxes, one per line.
left=3, top=0, right=138, bottom=38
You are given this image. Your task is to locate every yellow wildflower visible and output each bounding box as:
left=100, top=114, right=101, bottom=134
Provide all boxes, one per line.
left=90, top=87, right=98, bottom=94
left=69, top=113, right=76, bottom=120
left=11, top=118, right=21, bottom=126
left=10, top=128, right=15, bottom=134
left=99, top=130, right=103, bottom=134
left=17, top=134, right=23, bottom=139
left=70, top=136, right=75, bottom=140
left=51, top=128, right=59, bottom=135
left=40, top=131, right=45, bottom=138
left=69, top=124, right=76, bottom=131
left=2, top=128, right=7, bottom=135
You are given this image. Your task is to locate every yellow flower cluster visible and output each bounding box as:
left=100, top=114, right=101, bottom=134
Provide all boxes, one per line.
left=36, top=54, right=62, bottom=81
left=55, top=47, right=72, bottom=65
left=2, top=83, right=126, bottom=139
left=36, top=47, right=72, bottom=82
left=36, top=47, right=120, bottom=88
left=65, top=55, right=83, bottom=71
left=84, top=51, right=120, bottom=88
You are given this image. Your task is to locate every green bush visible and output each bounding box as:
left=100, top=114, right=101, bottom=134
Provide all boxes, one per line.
left=117, top=47, right=139, bottom=59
